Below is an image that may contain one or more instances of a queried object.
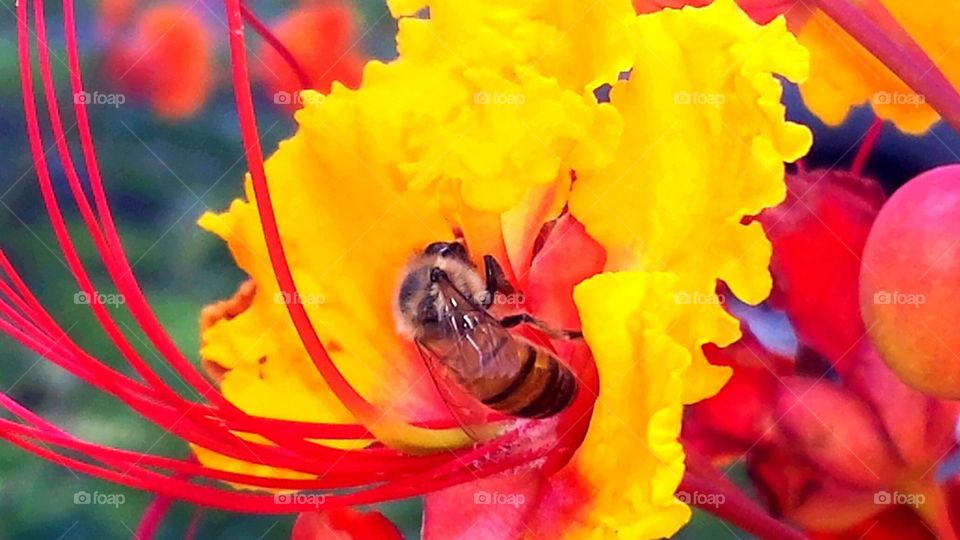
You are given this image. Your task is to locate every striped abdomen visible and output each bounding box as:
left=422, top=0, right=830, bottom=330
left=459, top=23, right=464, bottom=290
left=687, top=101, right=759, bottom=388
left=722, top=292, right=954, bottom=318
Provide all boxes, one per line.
left=479, top=345, right=577, bottom=418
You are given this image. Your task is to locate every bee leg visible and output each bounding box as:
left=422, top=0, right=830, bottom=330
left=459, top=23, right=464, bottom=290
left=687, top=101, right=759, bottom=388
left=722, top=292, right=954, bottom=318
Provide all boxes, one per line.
left=482, top=255, right=515, bottom=308
left=499, top=313, right=583, bottom=340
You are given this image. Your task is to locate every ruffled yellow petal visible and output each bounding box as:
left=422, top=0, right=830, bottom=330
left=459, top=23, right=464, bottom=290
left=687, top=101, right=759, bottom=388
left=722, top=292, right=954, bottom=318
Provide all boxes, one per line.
left=560, top=2, right=810, bottom=536
left=380, top=0, right=630, bottom=213
left=570, top=0, right=810, bottom=403
left=197, top=0, right=813, bottom=528
left=798, top=2, right=960, bottom=134
left=388, top=0, right=635, bottom=93
left=570, top=272, right=694, bottom=539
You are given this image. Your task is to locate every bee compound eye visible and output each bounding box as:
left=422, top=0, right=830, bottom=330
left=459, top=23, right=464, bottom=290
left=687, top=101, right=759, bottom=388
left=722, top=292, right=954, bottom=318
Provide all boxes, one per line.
left=423, top=241, right=468, bottom=259
left=447, top=242, right=467, bottom=259
left=424, top=242, right=447, bottom=255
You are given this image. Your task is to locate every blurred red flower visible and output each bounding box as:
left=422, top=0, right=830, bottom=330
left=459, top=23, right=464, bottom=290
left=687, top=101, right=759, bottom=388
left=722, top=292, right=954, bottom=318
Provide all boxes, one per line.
left=101, top=1, right=215, bottom=120
left=685, top=169, right=960, bottom=538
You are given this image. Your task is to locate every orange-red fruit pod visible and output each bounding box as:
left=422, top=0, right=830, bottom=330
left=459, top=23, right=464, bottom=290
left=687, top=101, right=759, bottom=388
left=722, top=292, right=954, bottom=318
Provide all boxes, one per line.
left=860, top=165, right=960, bottom=399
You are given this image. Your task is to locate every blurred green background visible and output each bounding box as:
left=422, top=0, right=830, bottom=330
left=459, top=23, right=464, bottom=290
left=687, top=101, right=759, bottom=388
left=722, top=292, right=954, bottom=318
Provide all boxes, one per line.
left=2, top=0, right=960, bottom=538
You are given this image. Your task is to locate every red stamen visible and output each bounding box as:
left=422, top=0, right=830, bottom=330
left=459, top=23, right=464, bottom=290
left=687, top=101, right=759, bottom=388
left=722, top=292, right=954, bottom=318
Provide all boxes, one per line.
left=241, top=2, right=314, bottom=90
left=185, top=508, right=204, bottom=540
left=851, top=117, right=884, bottom=176
left=60, top=0, right=244, bottom=416
left=7, top=0, right=573, bottom=514
left=222, top=0, right=400, bottom=432
left=135, top=480, right=183, bottom=540
left=58, top=0, right=415, bottom=450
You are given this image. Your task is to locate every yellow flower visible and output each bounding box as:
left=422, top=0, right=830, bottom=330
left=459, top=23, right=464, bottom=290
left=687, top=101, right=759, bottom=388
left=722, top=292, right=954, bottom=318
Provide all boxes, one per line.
left=797, top=1, right=960, bottom=134
left=198, top=0, right=810, bottom=536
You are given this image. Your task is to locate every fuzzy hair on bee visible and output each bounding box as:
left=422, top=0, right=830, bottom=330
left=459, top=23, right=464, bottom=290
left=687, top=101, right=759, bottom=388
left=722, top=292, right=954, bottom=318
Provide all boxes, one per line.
left=393, top=240, right=579, bottom=424
left=393, top=241, right=488, bottom=341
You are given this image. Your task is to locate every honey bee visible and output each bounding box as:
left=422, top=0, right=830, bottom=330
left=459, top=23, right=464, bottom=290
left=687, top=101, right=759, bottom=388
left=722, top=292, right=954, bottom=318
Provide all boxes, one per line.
left=395, top=241, right=579, bottom=422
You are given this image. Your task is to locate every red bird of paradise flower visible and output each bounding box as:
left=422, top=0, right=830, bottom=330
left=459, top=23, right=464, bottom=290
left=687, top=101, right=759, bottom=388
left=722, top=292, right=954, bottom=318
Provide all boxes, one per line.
left=7, top=0, right=960, bottom=538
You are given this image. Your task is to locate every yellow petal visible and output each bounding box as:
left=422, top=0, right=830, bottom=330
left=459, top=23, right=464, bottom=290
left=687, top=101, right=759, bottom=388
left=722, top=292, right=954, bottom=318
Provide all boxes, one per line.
left=195, top=121, right=475, bottom=475
left=392, top=0, right=635, bottom=93
left=570, top=272, right=695, bottom=538
left=572, top=0, right=809, bottom=313
left=798, top=2, right=960, bottom=134
left=560, top=2, right=810, bottom=536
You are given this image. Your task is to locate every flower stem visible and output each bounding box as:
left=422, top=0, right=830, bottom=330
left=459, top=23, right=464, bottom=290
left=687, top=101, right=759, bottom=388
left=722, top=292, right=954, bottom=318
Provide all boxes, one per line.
left=814, top=0, right=960, bottom=133
left=680, top=471, right=807, bottom=540
left=851, top=117, right=884, bottom=176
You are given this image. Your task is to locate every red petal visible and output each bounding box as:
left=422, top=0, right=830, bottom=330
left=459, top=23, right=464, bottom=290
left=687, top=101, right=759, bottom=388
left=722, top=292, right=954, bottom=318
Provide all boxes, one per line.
left=772, top=377, right=899, bottom=489
left=292, top=508, right=401, bottom=540
left=525, top=214, right=605, bottom=331
left=840, top=343, right=959, bottom=470
left=808, top=506, right=937, bottom=540
left=684, top=325, right=793, bottom=460
left=750, top=445, right=881, bottom=532
left=423, top=461, right=598, bottom=540
left=423, top=469, right=547, bottom=540
left=683, top=366, right=778, bottom=459
left=759, top=170, right=885, bottom=369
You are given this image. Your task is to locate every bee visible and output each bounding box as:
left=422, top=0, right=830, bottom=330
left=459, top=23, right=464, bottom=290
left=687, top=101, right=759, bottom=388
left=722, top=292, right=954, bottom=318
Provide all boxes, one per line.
left=394, top=241, right=579, bottom=422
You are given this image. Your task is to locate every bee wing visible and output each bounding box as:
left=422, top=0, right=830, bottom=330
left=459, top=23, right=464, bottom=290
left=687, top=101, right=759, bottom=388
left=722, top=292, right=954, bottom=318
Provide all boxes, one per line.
left=414, top=339, right=497, bottom=440
left=433, top=274, right=527, bottom=383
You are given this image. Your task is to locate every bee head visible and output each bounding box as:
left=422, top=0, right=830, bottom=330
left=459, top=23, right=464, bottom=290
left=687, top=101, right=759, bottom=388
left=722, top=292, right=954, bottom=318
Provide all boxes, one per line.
left=395, top=240, right=483, bottom=339
left=423, top=241, right=469, bottom=262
